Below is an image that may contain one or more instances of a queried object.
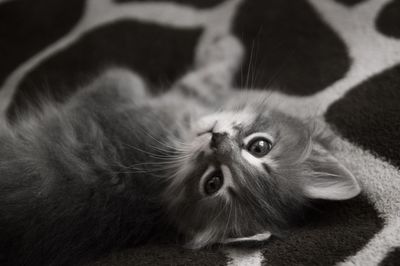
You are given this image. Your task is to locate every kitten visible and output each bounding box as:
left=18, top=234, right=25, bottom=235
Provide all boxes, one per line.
left=162, top=36, right=361, bottom=248
left=0, top=36, right=360, bottom=265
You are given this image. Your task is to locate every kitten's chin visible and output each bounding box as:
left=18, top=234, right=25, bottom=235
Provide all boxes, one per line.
left=184, top=229, right=219, bottom=249
left=184, top=226, right=235, bottom=249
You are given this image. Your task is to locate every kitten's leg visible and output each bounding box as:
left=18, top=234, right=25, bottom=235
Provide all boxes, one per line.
left=173, top=35, right=244, bottom=104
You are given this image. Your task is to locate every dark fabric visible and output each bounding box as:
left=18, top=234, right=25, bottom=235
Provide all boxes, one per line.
left=90, top=243, right=227, bottom=266
left=376, top=0, right=400, bottom=39
left=380, top=248, right=400, bottom=266
left=8, top=20, right=201, bottom=120
left=334, top=0, right=366, bottom=6
left=0, top=0, right=84, bottom=85
left=233, top=0, right=350, bottom=95
left=261, top=196, right=383, bottom=265
left=326, top=64, right=400, bottom=168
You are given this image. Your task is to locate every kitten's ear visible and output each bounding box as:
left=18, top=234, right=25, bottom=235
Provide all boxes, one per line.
left=303, top=145, right=361, bottom=200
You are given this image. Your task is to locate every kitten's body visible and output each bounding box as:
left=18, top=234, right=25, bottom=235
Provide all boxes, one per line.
left=0, top=66, right=230, bottom=265
left=0, top=71, right=169, bottom=265
left=0, top=36, right=360, bottom=265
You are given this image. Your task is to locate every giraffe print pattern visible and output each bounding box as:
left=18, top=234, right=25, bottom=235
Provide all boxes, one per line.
left=1, top=0, right=400, bottom=265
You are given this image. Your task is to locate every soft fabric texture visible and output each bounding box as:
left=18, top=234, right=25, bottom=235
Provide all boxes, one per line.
left=0, top=0, right=399, bottom=265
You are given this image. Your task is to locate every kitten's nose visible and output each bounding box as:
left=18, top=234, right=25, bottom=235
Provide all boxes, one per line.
left=210, top=132, right=228, bottom=150
left=210, top=132, right=233, bottom=162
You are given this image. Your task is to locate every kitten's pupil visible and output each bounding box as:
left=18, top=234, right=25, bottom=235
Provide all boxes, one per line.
left=204, top=170, right=223, bottom=195
left=247, top=138, right=272, bottom=158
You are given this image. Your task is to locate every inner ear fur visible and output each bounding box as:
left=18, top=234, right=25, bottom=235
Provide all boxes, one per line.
left=302, top=121, right=361, bottom=200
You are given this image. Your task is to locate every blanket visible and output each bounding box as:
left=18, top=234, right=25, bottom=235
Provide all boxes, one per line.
left=1, top=0, right=399, bottom=265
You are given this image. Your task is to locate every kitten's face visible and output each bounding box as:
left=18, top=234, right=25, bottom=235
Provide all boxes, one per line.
left=163, top=95, right=360, bottom=248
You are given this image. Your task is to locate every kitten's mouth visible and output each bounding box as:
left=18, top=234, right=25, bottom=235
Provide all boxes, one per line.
left=196, top=132, right=212, bottom=145
left=196, top=127, right=214, bottom=137
left=193, top=132, right=213, bottom=158
left=196, top=130, right=212, bottom=137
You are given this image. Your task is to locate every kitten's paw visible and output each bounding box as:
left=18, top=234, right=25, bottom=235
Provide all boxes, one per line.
left=88, top=68, right=148, bottom=100
left=197, top=34, right=244, bottom=71
left=175, top=62, right=233, bottom=103
left=174, top=35, right=243, bottom=103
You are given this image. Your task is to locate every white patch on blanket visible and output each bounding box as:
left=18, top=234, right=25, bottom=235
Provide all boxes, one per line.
left=225, top=248, right=263, bottom=266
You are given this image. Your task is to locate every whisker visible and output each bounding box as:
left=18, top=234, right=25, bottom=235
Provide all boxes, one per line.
left=263, top=48, right=296, bottom=90
left=245, top=40, right=256, bottom=88
left=221, top=200, right=232, bottom=240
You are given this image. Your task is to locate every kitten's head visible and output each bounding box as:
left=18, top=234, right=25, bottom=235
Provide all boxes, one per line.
left=163, top=93, right=361, bottom=248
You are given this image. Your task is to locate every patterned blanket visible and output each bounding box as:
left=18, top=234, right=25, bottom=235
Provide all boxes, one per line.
left=1, top=0, right=399, bottom=265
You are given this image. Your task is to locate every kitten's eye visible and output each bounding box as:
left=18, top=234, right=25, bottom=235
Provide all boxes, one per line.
left=247, top=138, right=272, bottom=157
left=204, top=170, right=223, bottom=196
